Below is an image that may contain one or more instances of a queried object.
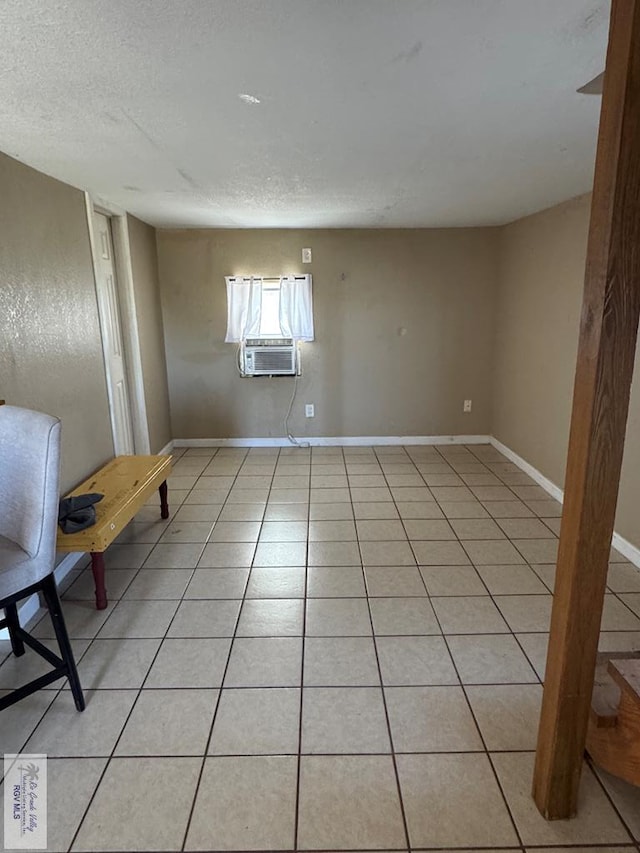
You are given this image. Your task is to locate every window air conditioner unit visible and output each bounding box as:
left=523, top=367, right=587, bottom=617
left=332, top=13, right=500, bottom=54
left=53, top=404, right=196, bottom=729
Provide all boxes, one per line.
left=243, top=339, right=297, bottom=376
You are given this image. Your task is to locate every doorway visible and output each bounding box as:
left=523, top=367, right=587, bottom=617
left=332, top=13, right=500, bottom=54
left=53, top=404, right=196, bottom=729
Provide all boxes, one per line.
left=85, top=195, right=153, bottom=456
left=92, top=210, right=135, bottom=455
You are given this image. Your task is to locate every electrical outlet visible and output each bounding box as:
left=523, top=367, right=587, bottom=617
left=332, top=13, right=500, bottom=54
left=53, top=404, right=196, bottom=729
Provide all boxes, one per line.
left=463, top=400, right=472, bottom=413
left=305, top=403, right=315, bottom=418
left=302, top=247, right=312, bottom=263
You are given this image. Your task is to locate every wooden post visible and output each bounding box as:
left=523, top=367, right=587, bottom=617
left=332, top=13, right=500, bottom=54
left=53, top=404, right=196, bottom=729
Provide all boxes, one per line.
left=533, top=0, right=640, bottom=819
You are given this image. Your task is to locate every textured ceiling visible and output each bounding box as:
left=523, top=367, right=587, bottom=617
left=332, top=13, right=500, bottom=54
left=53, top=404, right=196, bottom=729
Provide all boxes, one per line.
left=0, top=0, right=609, bottom=228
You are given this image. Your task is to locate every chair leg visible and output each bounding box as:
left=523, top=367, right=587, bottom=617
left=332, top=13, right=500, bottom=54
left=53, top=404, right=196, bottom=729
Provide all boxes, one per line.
left=4, top=603, right=25, bottom=657
left=41, top=575, right=85, bottom=711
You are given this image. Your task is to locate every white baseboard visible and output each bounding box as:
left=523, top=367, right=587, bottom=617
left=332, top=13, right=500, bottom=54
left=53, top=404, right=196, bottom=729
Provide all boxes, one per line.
left=489, top=436, right=640, bottom=570
left=55, top=551, right=86, bottom=587
left=158, top=440, right=174, bottom=455
left=489, top=437, right=564, bottom=503
left=611, top=533, right=640, bottom=568
left=0, top=552, right=85, bottom=640
left=174, top=434, right=492, bottom=448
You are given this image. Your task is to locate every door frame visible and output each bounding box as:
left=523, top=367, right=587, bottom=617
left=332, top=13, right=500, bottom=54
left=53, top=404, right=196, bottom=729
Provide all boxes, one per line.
left=85, top=193, right=151, bottom=454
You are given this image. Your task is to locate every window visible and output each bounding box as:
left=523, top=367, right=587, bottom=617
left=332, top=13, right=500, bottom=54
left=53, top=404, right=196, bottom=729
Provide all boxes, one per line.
left=224, top=275, right=314, bottom=342
left=258, top=284, right=283, bottom=338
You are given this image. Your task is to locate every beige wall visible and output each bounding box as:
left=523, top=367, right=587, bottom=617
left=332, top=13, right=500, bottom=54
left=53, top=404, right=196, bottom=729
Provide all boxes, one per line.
left=157, top=228, right=499, bottom=440
left=492, top=195, right=589, bottom=481
left=0, top=151, right=172, bottom=493
left=492, top=192, right=640, bottom=546
left=0, top=151, right=113, bottom=492
left=127, top=215, right=172, bottom=453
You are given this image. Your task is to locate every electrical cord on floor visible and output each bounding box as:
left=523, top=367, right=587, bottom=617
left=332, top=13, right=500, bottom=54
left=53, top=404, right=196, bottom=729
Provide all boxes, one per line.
left=284, top=369, right=310, bottom=448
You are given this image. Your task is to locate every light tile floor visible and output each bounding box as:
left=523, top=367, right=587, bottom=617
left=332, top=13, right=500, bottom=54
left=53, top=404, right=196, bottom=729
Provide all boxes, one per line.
left=1, top=443, right=640, bottom=852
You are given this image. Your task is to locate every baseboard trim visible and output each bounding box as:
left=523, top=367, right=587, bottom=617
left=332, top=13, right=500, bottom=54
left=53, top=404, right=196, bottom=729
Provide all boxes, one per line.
left=0, top=552, right=86, bottom=640
left=489, top=437, right=564, bottom=503
left=158, top=440, right=175, bottom=456
left=55, top=551, right=86, bottom=586
left=489, top=436, right=640, bottom=570
left=611, top=533, right=640, bottom=569
left=174, top=434, right=492, bottom=448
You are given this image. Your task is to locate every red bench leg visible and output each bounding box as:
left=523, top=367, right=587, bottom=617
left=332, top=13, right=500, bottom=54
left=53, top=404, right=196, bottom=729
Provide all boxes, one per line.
left=90, top=552, right=108, bottom=610
left=159, top=480, right=169, bottom=519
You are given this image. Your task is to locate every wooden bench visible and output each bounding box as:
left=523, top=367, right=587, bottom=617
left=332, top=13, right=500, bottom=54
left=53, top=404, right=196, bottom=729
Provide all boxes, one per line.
left=56, top=455, right=172, bottom=609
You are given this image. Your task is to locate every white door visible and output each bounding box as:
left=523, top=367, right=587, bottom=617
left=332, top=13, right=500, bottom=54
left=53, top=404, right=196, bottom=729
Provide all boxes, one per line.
left=93, top=212, right=135, bottom=455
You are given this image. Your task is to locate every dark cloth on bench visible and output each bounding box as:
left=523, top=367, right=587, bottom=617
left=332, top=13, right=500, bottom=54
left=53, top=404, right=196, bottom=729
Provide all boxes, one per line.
left=58, top=493, right=104, bottom=534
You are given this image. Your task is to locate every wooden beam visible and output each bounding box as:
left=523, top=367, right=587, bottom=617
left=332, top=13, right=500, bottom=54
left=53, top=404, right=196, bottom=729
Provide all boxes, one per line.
left=533, top=0, right=640, bottom=819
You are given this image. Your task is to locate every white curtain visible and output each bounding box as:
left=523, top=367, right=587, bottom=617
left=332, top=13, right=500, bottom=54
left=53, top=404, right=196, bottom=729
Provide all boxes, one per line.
left=225, top=277, right=263, bottom=342
left=279, top=275, right=314, bottom=341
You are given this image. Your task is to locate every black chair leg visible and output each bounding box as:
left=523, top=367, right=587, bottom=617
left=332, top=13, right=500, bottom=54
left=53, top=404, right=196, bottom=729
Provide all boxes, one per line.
left=4, top=603, right=25, bottom=657
left=41, top=575, right=85, bottom=711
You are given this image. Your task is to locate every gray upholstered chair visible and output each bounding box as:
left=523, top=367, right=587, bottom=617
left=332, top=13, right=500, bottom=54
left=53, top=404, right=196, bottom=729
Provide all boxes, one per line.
left=0, top=405, right=84, bottom=711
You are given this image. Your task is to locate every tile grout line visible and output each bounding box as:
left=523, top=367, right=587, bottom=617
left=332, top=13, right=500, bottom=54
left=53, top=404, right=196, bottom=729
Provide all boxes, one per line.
left=402, top=445, right=541, bottom=683
left=9, top=678, right=568, bottom=689
left=33, top=747, right=564, bottom=759
left=357, top=447, right=413, bottom=853
left=584, top=752, right=639, bottom=845
left=464, top=445, right=549, bottom=685
left=425, top=445, right=526, bottom=850
left=380, top=447, right=525, bottom=848
left=293, top=444, right=312, bottom=851
left=392, top=445, right=533, bottom=847
left=179, top=446, right=276, bottom=852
